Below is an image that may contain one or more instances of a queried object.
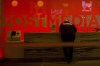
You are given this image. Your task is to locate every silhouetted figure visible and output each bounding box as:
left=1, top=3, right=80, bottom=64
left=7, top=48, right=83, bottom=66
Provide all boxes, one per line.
left=59, top=20, right=77, bottom=63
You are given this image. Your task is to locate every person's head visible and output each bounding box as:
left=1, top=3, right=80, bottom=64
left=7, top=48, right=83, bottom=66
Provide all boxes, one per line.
left=65, top=19, right=69, bottom=22
left=64, top=19, right=70, bottom=23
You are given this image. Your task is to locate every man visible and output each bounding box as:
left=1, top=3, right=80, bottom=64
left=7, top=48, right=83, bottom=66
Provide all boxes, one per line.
left=59, top=20, right=77, bottom=63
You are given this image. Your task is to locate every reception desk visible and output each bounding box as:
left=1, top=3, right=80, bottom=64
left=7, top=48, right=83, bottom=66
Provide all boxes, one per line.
left=1, top=32, right=100, bottom=61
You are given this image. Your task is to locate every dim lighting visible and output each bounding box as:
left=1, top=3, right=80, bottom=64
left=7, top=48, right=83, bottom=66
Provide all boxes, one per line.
left=37, top=0, right=44, bottom=7
left=12, top=0, right=18, bottom=7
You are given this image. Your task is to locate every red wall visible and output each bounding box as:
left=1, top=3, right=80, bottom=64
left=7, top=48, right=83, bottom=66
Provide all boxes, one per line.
left=3, top=0, right=100, bottom=41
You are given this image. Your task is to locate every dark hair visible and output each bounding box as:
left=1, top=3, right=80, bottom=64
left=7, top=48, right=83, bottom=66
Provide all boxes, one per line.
left=64, top=21, right=69, bottom=23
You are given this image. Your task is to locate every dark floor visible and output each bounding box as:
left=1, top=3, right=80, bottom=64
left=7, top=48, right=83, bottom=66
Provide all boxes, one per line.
left=0, top=59, right=100, bottom=66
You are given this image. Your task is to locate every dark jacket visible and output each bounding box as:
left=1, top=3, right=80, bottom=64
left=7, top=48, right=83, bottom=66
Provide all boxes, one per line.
left=59, top=21, right=77, bottom=41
